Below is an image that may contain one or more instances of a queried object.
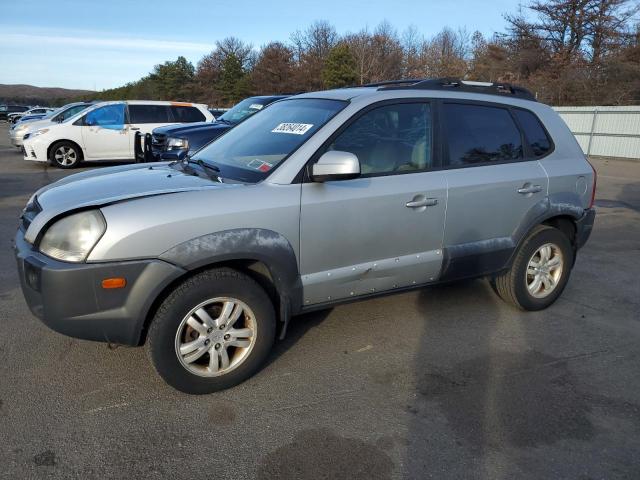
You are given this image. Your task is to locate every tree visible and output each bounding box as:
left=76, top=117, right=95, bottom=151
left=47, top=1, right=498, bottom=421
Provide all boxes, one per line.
left=251, top=42, right=296, bottom=93
left=149, top=56, right=195, bottom=100
left=217, top=53, right=251, bottom=105
left=322, top=44, right=358, bottom=88
left=290, top=21, right=338, bottom=90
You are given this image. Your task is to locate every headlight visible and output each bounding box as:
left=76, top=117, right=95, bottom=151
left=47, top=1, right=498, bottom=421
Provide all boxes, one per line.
left=167, top=137, right=189, bottom=150
left=31, top=128, right=49, bottom=137
left=39, top=210, right=106, bottom=262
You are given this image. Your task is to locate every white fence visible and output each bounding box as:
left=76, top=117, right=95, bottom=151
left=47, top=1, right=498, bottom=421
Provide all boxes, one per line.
left=553, top=106, right=640, bottom=159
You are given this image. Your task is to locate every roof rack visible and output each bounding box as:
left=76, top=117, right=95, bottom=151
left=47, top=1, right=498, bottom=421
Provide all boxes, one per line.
left=363, top=77, right=536, bottom=101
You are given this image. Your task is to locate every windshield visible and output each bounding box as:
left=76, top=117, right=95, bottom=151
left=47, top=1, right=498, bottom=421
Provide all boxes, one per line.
left=53, top=104, right=91, bottom=122
left=193, top=98, right=347, bottom=183
left=44, top=107, right=63, bottom=119
left=219, top=98, right=274, bottom=124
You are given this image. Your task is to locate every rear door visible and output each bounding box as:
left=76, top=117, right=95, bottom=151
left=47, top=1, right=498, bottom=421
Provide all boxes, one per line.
left=80, top=103, right=130, bottom=160
left=299, top=101, right=448, bottom=305
left=439, top=101, right=549, bottom=279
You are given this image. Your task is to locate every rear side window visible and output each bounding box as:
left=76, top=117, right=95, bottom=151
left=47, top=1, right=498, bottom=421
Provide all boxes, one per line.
left=129, top=105, right=171, bottom=124
left=513, top=109, right=552, bottom=157
left=171, top=106, right=205, bottom=123
left=443, top=103, right=523, bottom=166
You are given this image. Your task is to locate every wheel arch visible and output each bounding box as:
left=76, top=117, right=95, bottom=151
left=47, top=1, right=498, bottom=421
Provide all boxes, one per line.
left=47, top=139, right=84, bottom=163
left=507, top=210, right=582, bottom=272
left=137, top=229, right=302, bottom=345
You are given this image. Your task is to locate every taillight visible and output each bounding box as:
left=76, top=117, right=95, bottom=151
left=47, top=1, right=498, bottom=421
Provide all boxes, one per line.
left=587, top=158, right=597, bottom=209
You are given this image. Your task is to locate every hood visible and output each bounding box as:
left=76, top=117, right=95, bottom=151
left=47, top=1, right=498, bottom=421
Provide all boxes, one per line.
left=15, top=118, right=52, bottom=132
left=153, top=120, right=234, bottom=137
left=153, top=121, right=213, bottom=136
left=24, top=162, right=231, bottom=243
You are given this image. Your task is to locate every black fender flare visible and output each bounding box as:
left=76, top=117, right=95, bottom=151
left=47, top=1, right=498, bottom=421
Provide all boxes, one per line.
left=159, top=228, right=302, bottom=338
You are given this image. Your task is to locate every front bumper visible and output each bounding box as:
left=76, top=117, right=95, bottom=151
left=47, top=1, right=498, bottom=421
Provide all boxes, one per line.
left=575, top=207, right=596, bottom=249
left=21, top=137, right=47, bottom=162
left=14, top=230, right=185, bottom=345
left=10, top=130, right=26, bottom=147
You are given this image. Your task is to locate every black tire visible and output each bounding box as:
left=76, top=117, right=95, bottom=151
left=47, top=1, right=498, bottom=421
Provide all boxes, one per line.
left=147, top=268, right=276, bottom=394
left=492, top=225, right=574, bottom=310
left=48, top=140, right=82, bottom=168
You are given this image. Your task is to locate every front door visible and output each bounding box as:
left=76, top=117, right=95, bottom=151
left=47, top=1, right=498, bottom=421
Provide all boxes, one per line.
left=299, top=102, right=447, bottom=305
left=80, top=104, right=131, bottom=160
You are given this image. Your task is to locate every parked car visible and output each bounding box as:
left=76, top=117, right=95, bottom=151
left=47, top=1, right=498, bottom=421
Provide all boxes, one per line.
left=21, top=100, right=213, bottom=167
left=0, top=105, right=29, bottom=122
left=9, top=107, right=55, bottom=124
left=15, top=79, right=596, bottom=393
left=208, top=108, right=228, bottom=119
left=10, top=102, right=94, bottom=149
left=151, top=96, right=288, bottom=160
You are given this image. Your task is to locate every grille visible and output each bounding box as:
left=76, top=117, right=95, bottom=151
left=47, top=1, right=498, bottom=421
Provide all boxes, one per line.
left=151, top=133, right=166, bottom=149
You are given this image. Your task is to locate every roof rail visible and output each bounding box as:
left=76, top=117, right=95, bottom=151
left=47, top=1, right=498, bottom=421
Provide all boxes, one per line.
left=374, top=77, right=537, bottom=101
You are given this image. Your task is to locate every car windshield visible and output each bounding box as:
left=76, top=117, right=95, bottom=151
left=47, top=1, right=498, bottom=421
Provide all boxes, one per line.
left=53, top=104, right=91, bottom=122
left=218, top=98, right=274, bottom=124
left=44, top=107, right=63, bottom=118
left=192, top=98, right=347, bottom=183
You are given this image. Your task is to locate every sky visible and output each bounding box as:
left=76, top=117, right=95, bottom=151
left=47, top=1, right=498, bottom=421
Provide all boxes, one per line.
left=0, top=0, right=522, bottom=91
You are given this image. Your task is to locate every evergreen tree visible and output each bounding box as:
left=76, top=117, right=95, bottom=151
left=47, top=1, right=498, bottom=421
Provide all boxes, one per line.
left=322, top=44, right=358, bottom=88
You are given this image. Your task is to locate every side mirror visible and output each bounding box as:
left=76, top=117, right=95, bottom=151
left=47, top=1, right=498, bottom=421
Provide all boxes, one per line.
left=311, top=151, right=360, bottom=182
left=161, top=150, right=188, bottom=161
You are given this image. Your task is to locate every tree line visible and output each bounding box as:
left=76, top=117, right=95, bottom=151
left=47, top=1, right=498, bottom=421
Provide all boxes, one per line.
left=91, top=0, right=640, bottom=106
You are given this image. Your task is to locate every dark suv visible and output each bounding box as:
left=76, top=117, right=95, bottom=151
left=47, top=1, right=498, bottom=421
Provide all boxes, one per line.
left=0, top=105, right=30, bottom=122
left=151, top=95, right=288, bottom=159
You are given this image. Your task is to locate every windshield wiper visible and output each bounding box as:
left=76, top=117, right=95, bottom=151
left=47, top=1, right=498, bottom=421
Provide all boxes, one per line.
left=187, top=158, right=221, bottom=181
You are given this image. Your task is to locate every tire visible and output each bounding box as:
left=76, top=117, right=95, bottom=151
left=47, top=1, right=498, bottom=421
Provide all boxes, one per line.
left=147, top=268, right=276, bottom=394
left=492, top=225, right=574, bottom=310
left=49, top=141, right=82, bottom=168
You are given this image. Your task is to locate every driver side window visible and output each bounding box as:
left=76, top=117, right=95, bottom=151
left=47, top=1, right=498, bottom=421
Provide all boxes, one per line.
left=84, top=104, right=125, bottom=127
left=327, top=103, right=432, bottom=176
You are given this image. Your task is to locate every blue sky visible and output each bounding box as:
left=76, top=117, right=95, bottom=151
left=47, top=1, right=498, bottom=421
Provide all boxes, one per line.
left=1, top=0, right=522, bottom=91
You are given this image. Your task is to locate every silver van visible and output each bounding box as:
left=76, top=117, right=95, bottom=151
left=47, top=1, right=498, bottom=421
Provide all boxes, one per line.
left=15, top=79, right=596, bottom=393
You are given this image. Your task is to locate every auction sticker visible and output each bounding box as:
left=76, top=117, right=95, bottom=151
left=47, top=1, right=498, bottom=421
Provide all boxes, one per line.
left=248, top=159, right=273, bottom=172
left=249, top=104, right=264, bottom=110
left=271, top=123, right=314, bottom=135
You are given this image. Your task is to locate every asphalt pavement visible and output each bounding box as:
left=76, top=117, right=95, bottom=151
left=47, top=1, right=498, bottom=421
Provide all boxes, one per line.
left=0, top=123, right=639, bottom=479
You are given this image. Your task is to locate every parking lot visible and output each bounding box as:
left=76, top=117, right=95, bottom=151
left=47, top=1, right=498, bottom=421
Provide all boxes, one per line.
left=0, top=121, right=639, bottom=479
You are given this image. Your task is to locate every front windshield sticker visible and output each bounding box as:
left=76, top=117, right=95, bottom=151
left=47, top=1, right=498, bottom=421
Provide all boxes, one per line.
left=248, top=159, right=273, bottom=172
left=249, top=104, right=264, bottom=110
left=271, top=123, right=314, bottom=135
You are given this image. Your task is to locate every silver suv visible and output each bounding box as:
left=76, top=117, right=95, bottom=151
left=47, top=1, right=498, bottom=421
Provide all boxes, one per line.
left=15, top=79, right=596, bottom=394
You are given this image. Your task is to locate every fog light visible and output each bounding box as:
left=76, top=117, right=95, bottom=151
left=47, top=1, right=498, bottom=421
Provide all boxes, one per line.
left=102, top=277, right=126, bottom=289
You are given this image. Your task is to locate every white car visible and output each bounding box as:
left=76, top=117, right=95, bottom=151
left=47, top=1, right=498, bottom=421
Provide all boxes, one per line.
left=22, top=100, right=213, bottom=168
left=10, top=103, right=94, bottom=148
left=8, top=107, right=55, bottom=123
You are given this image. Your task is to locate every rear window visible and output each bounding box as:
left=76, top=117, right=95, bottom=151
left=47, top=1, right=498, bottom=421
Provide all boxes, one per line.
left=443, top=103, right=523, bottom=166
left=170, top=106, right=205, bottom=123
left=129, top=104, right=171, bottom=124
left=513, top=109, right=552, bottom=157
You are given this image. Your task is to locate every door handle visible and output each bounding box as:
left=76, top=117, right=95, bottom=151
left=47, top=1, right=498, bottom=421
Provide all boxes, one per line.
left=129, top=127, right=140, bottom=131
left=406, top=198, right=438, bottom=208
left=517, top=185, right=542, bottom=194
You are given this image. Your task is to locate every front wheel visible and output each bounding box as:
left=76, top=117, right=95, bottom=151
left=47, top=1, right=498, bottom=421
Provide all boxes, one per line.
left=147, top=268, right=276, bottom=394
left=49, top=141, right=82, bottom=168
left=492, top=225, right=574, bottom=310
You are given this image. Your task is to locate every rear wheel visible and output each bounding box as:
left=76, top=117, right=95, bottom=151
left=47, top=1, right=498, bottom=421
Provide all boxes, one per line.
left=49, top=141, right=82, bottom=168
left=492, top=225, right=574, bottom=310
left=147, top=268, right=276, bottom=394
